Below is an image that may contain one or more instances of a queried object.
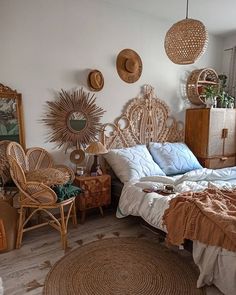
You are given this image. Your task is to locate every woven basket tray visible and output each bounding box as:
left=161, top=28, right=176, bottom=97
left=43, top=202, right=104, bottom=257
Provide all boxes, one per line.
left=26, top=168, right=70, bottom=186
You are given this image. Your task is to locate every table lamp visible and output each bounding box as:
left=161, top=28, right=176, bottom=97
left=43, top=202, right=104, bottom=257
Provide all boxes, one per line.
left=85, top=141, right=108, bottom=175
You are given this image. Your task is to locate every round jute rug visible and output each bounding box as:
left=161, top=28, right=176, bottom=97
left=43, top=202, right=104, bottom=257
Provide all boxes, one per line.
left=43, top=237, right=205, bottom=295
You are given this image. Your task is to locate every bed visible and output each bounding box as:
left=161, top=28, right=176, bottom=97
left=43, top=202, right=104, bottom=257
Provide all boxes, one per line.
left=101, top=85, right=236, bottom=295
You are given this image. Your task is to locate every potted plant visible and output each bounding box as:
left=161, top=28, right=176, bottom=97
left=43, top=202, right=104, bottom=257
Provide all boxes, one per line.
left=203, top=85, right=218, bottom=108
left=218, top=74, right=235, bottom=108
left=228, top=95, right=235, bottom=108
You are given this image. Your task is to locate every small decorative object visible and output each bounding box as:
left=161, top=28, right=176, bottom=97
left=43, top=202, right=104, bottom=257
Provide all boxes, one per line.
left=87, top=70, right=104, bottom=92
left=70, top=148, right=86, bottom=174
left=70, top=149, right=85, bottom=164
left=85, top=141, right=108, bottom=176
left=228, top=97, right=235, bottom=109
left=76, top=166, right=85, bottom=176
left=164, top=184, right=175, bottom=193
left=42, top=88, right=105, bottom=150
left=116, top=48, right=142, bottom=83
left=164, top=0, right=208, bottom=64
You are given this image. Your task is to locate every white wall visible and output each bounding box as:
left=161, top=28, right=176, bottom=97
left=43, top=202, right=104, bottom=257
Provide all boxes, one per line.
left=222, top=32, right=236, bottom=50
left=0, top=0, right=223, bottom=163
left=221, top=32, right=236, bottom=78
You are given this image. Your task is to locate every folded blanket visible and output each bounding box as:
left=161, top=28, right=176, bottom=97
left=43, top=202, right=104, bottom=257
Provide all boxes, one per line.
left=53, top=182, right=82, bottom=203
left=163, top=188, right=236, bottom=252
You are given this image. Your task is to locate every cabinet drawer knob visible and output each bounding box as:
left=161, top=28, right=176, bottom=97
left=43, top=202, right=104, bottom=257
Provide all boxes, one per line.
left=220, top=157, right=228, bottom=161
left=222, top=128, right=228, bottom=139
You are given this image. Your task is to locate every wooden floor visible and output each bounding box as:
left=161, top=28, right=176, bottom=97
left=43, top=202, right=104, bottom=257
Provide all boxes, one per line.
left=0, top=211, right=222, bottom=295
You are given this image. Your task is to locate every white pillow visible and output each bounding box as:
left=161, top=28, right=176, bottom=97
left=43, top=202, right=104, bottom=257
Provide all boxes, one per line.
left=104, top=145, right=165, bottom=183
left=149, top=142, right=202, bottom=175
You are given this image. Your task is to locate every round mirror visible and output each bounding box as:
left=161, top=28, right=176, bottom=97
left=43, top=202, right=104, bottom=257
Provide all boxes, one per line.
left=68, top=111, right=87, bottom=132
left=43, top=88, right=105, bottom=148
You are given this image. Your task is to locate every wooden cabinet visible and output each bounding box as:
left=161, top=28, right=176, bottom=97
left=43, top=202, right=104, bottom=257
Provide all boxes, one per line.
left=0, top=219, right=7, bottom=251
left=186, top=68, right=219, bottom=105
left=0, top=198, right=18, bottom=253
left=74, top=174, right=111, bottom=223
left=185, top=108, right=236, bottom=169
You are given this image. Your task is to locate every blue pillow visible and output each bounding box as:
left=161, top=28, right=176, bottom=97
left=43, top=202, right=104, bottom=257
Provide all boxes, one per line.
left=149, top=142, right=202, bottom=175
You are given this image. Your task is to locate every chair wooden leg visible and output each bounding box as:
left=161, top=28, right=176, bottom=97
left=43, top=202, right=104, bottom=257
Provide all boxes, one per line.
left=72, top=200, right=77, bottom=226
left=60, top=205, right=67, bottom=250
left=36, top=210, right=43, bottom=225
left=16, top=206, right=25, bottom=249
left=99, top=206, right=104, bottom=217
left=81, top=211, right=86, bottom=224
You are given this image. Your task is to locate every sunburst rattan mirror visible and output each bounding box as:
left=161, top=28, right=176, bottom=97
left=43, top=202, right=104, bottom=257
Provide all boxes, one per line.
left=42, top=88, right=105, bottom=151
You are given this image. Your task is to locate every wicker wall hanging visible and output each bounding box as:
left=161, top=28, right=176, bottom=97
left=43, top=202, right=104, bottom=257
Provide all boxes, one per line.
left=42, top=88, right=105, bottom=151
left=116, top=49, right=142, bottom=83
left=87, top=70, right=104, bottom=92
left=164, top=0, right=208, bottom=65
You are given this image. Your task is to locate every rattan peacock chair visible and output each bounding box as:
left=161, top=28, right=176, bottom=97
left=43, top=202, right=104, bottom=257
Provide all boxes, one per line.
left=7, top=142, right=78, bottom=250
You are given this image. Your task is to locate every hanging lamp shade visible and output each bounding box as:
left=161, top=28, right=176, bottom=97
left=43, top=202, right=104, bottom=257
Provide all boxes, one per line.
left=164, top=1, right=208, bottom=65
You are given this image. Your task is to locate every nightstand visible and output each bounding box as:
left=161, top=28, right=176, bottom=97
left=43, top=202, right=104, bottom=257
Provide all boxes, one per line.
left=74, top=174, right=111, bottom=223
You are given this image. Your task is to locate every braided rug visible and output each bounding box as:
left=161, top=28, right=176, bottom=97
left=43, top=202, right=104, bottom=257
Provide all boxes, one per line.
left=43, top=237, right=205, bottom=295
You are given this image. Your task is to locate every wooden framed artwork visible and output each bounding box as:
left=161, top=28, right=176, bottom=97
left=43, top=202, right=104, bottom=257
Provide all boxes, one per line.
left=0, top=84, right=25, bottom=148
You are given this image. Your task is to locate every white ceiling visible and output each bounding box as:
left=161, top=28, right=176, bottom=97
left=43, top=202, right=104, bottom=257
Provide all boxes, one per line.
left=104, top=0, right=236, bottom=36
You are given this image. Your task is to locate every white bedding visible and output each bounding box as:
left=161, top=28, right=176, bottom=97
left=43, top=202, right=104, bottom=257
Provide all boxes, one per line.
left=116, top=167, right=236, bottom=295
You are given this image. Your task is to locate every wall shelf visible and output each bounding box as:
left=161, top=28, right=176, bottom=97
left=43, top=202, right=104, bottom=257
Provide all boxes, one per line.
left=186, top=68, right=219, bottom=105
left=198, top=81, right=218, bottom=85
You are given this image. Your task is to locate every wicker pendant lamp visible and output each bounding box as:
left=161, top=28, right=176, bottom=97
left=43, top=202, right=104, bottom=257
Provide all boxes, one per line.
left=164, top=0, right=208, bottom=65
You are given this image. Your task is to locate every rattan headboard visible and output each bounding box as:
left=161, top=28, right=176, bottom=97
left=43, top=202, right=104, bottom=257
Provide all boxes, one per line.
left=101, top=85, right=184, bottom=149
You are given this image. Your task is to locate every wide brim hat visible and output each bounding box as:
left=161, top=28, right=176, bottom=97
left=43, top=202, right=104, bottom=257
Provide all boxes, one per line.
left=88, top=70, right=104, bottom=91
left=116, top=49, right=142, bottom=83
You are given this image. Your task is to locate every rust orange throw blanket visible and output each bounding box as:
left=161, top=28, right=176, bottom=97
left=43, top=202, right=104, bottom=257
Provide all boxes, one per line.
left=163, top=188, right=236, bottom=251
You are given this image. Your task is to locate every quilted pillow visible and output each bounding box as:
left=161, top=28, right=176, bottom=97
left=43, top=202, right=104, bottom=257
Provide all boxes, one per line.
left=103, top=145, right=165, bottom=183
left=149, top=142, right=202, bottom=175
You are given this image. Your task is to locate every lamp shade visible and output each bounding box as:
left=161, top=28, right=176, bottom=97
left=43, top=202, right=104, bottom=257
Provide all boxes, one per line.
left=85, top=141, right=108, bottom=155
left=164, top=18, right=208, bottom=65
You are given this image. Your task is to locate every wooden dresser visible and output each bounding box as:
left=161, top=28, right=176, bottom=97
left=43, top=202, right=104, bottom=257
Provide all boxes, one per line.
left=185, top=108, right=236, bottom=169
left=74, top=174, right=111, bottom=223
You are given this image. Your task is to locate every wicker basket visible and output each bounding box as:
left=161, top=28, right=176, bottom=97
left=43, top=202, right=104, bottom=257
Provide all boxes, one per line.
left=164, top=18, right=208, bottom=65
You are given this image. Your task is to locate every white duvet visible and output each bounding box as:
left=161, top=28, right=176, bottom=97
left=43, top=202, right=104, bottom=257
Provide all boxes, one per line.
left=116, top=167, right=236, bottom=295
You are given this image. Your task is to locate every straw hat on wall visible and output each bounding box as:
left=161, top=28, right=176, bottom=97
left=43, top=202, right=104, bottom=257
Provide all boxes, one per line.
left=87, top=70, right=104, bottom=91
left=116, top=49, right=142, bottom=83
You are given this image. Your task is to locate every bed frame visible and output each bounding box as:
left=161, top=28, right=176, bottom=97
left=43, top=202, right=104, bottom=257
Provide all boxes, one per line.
left=101, top=84, right=184, bottom=149
left=101, top=84, right=184, bottom=208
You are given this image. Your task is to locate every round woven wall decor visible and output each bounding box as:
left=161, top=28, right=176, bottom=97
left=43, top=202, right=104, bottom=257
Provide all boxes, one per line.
left=164, top=18, right=208, bottom=65
left=43, top=237, right=205, bottom=295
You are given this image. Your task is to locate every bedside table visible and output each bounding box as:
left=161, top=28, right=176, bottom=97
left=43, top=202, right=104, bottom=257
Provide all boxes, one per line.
left=74, top=174, right=111, bottom=223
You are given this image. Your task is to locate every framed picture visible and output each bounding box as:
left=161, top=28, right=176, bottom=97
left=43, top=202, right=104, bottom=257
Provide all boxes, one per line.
left=0, top=84, right=25, bottom=148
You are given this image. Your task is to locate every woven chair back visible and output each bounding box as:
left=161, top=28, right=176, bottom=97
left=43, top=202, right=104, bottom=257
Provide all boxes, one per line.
left=7, top=156, right=26, bottom=187
left=0, top=140, right=11, bottom=185
left=27, top=147, right=54, bottom=171
left=7, top=142, right=28, bottom=172
left=8, top=156, right=57, bottom=205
